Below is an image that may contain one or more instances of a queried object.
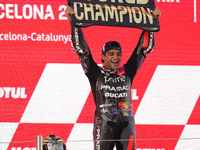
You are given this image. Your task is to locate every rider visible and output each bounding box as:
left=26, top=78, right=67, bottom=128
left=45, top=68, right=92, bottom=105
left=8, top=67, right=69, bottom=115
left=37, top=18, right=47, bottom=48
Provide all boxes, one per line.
left=65, top=6, right=161, bottom=150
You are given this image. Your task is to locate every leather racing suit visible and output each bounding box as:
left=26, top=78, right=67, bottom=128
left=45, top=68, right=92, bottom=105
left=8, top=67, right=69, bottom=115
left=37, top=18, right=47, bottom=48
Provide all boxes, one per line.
left=71, top=25, right=155, bottom=150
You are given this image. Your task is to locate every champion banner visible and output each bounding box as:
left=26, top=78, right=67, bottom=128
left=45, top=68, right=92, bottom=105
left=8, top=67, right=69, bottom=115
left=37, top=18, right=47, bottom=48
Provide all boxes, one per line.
left=68, top=0, right=160, bottom=31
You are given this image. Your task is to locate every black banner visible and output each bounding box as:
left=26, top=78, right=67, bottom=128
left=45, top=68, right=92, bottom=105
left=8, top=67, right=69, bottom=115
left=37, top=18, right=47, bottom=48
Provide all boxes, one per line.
left=68, top=0, right=160, bottom=31
left=68, top=0, right=156, bottom=7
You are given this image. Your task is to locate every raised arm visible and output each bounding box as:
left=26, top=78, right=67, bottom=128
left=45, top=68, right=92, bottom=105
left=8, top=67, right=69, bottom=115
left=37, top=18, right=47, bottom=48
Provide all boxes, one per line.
left=124, top=7, right=161, bottom=81
left=65, top=6, right=92, bottom=73
left=124, top=30, right=155, bottom=81
left=71, top=25, right=92, bottom=73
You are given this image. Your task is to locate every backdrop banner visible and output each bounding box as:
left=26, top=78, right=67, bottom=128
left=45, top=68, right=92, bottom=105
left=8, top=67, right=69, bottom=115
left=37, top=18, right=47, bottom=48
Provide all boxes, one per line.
left=68, top=0, right=160, bottom=31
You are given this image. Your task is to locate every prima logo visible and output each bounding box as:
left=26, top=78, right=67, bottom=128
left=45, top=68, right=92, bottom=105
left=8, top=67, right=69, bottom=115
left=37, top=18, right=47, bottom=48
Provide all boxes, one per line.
left=104, top=75, right=126, bottom=83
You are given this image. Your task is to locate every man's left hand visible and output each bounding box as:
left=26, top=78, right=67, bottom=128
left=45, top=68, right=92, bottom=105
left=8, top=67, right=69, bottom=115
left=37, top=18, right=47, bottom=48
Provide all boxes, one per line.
left=153, top=7, right=161, bottom=19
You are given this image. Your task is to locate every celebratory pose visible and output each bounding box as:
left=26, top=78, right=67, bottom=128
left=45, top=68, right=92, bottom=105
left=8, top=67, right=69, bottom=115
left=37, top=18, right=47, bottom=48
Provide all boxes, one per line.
left=66, top=6, right=161, bottom=150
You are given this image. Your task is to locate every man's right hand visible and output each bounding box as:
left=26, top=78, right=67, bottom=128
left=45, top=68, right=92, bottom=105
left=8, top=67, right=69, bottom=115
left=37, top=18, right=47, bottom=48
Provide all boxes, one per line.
left=65, top=6, right=75, bottom=21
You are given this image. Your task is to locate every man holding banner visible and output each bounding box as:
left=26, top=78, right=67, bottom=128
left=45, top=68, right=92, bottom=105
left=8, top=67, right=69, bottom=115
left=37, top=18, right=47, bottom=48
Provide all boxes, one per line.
left=65, top=2, right=161, bottom=150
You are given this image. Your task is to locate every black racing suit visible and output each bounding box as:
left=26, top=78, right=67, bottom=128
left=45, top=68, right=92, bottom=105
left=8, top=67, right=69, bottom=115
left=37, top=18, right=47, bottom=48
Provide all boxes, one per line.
left=71, top=25, right=155, bottom=150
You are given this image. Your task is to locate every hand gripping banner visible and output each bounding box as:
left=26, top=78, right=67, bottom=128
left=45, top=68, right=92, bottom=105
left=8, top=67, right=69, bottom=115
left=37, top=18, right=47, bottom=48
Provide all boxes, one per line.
left=68, top=0, right=160, bottom=32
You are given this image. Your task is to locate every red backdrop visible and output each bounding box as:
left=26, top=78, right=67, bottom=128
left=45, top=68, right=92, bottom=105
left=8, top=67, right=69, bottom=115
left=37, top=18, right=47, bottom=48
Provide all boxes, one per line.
left=0, top=0, right=200, bottom=150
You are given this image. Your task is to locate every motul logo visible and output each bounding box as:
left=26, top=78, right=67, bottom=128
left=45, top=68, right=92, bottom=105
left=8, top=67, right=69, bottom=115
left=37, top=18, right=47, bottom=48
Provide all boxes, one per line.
left=0, top=87, right=27, bottom=98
